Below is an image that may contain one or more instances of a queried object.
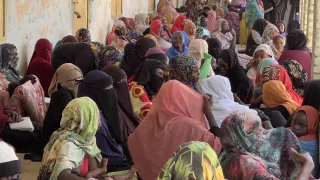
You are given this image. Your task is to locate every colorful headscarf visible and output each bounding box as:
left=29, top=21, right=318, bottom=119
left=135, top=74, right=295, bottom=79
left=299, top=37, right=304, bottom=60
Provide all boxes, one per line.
left=135, top=13, right=149, bottom=33
left=262, top=24, right=280, bottom=58
left=165, top=31, right=189, bottom=60
left=262, top=80, right=299, bottom=115
left=0, top=43, right=21, bottom=82
left=282, top=60, right=307, bottom=97
left=245, top=0, right=264, bottom=29
left=75, top=28, right=91, bottom=43
left=293, top=106, right=319, bottom=141
left=207, top=10, right=217, bottom=34
left=257, top=58, right=278, bottom=73
left=145, top=47, right=168, bottom=65
left=39, top=97, right=101, bottom=180
left=98, top=45, right=122, bottom=68
left=170, top=15, right=187, bottom=34
left=184, top=20, right=196, bottom=42
left=212, top=19, right=233, bottom=50
left=150, top=19, right=163, bottom=36
left=158, top=141, right=224, bottom=180
left=220, top=110, right=302, bottom=179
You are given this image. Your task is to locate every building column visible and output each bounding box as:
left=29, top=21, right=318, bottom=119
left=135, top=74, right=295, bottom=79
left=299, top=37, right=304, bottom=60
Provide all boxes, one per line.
left=306, top=0, right=314, bottom=47
left=300, top=0, right=304, bottom=31
left=303, top=0, right=309, bottom=32
left=312, top=0, right=320, bottom=79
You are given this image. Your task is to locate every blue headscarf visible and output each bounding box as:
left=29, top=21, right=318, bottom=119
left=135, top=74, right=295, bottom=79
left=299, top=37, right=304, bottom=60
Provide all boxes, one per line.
left=245, top=0, right=264, bottom=29
left=165, top=31, right=189, bottom=60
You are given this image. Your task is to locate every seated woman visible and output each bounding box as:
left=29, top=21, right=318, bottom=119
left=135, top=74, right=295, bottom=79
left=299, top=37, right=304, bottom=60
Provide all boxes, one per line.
left=188, top=39, right=214, bottom=80
left=278, top=29, right=312, bottom=81
left=184, top=20, right=196, bottom=42
left=255, top=58, right=279, bottom=88
left=165, top=31, right=189, bottom=60
left=170, top=15, right=187, bottom=34
left=149, top=19, right=172, bottom=51
left=218, top=49, right=253, bottom=104
left=196, top=16, right=211, bottom=39
left=303, top=80, right=320, bottom=111
left=261, top=65, right=303, bottom=106
left=207, top=38, right=222, bottom=72
left=128, top=59, right=166, bottom=119
left=169, top=54, right=200, bottom=92
left=110, top=21, right=134, bottom=53
left=128, top=80, right=221, bottom=180
left=225, top=11, right=240, bottom=42
left=75, top=28, right=91, bottom=43
left=207, top=10, right=217, bottom=35
left=262, top=80, right=299, bottom=120
left=120, top=37, right=157, bottom=78
left=277, top=21, right=287, bottom=40
left=135, top=13, right=149, bottom=34
left=0, top=44, right=22, bottom=82
left=26, top=38, right=54, bottom=97
left=245, top=18, right=268, bottom=56
left=200, top=75, right=250, bottom=127
left=220, top=110, right=308, bottom=179
left=103, top=65, right=141, bottom=141
left=282, top=60, right=307, bottom=97
left=145, top=47, right=169, bottom=65
left=38, top=97, right=135, bottom=180
left=78, top=71, right=131, bottom=172
left=158, top=141, right=224, bottom=179
left=261, top=23, right=281, bottom=59
left=291, top=106, right=319, bottom=178
left=0, top=140, right=21, bottom=180
left=273, top=35, right=285, bottom=57
left=212, top=19, right=236, bottom=51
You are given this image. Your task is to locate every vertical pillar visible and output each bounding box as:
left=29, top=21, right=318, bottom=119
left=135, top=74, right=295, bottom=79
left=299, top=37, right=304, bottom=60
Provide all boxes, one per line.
left=312, top=0, right=320, bottom=79
left=303, top=0, right=309, bottom=32
left=300, top=0, right=304, bottom=30
left=307, top=0, right=314, bottom=47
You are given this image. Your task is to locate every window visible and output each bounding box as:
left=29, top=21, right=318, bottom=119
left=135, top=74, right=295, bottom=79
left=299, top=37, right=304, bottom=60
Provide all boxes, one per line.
left=111, top=0, right=122, bottom=17
left=148, top=0, right=155, bottom=12
left=0, top=0, right=5, bottom=41
left=172, top=0, right=178, bottom=8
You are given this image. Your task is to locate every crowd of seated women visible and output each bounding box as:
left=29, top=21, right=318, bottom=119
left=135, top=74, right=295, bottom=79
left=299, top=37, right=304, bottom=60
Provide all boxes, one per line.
left=0, top=0, right=318, bottom=179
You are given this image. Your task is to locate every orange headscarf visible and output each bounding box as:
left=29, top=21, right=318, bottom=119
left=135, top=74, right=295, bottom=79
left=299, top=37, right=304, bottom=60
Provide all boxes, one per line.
left=128, top=80, right=221, bottom=180
left=294, top=106, right=319, bottom=141
left=262, top=80, right=299, bottom=115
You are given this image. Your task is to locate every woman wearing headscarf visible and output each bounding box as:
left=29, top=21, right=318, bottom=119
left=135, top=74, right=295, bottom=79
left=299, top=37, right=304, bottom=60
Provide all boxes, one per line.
left=225, top=12, right=240, bottom=42
left=207, top=10, right=217, bottom=34
left=212, top=19, right=236, bottom=50
left=0, top=44, right=22, bottom=83
left=184, top=20, right=196, bottom=42
left=188, top=39, right=214, bottom=80
left=245, top=18, right=268, bottom=56
left=128, top=59, right=166, bottom=120
left=103, top=65, right=141, bottom=140
left=128, top=80, right=221, bottom=180
left=196, top=16, right=211, bottom=39
left=145, top=47, right=169, bottom=65
left=157, top=0, right=179, bottom=23
left=78, top=71, right=131, bottom=172
left=120, top=37, right=157, bottom=78
left=150, top=19, right=172, bottom=51
left=75, top=28, right=91, bottom=43
left=278, top=29, right=311, bottom=80
left=169, top=54, right=200, bottom=92
left=291, top=106, right=319, bottom=178
left=218, top=49, right=253, bottom=104
left=254, top=58, right=279, bottom=88
left=207, top=38, right=222, bottom=71
left=287, top=20, right=300, bottom=33
left=276, top=21, right=287, bottom=39
left=165, top=31, right=189, bottom=60
left=303, top=80, right=320, bottom=111
left=135, top=13, right=149, bottom=34
left=261, top=65, right=303, bottom=106
left=0, top=140, right=21, bottom=180
left=216, top=8, right=225, bottom=18
left=239, top=12, right=250, bottom=45
left=261, top=23, right=280, bottom=59
left=158, top=141, right=224, bottom=180
left=61, top=35, right=78, bottom=43
left=170, top=15, right=187, bottom=34
left=200, top=75, right=250, bottom=127
left=245, top=0, right=264, bottom=30
left=220, top=110, right=303, bottom=179
left=282, top=60, right=307, bottom=97
left=110, top=20, right=133, bottom=53
left=26, top=38, right=54, bottom=97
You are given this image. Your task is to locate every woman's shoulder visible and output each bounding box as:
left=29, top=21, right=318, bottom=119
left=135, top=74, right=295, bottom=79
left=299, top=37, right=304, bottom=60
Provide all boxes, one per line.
left=51, top=88, right=74, bottom=99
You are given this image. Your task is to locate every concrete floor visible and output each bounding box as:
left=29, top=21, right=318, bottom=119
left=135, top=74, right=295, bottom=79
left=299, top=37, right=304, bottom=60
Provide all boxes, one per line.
left=17, top=154, right=41, bottom=180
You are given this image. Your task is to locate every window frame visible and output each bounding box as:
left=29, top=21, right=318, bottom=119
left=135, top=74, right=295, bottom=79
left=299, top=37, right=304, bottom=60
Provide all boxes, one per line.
left=0, top=0, right=6, bottom=41
left=111, top=0, right=123, bottom=17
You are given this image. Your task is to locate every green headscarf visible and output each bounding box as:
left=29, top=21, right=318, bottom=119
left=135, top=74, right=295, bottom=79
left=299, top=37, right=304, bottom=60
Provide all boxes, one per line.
left=257, top=58, right=278, bottom=73
left=158, top=141, right=224, bottom=180
left=39, top=97, right=102, bottom=180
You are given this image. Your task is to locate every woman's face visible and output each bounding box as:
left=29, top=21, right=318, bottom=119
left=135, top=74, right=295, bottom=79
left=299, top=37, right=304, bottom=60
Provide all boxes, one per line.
left=277, top=23, right=285, bottom=33
left=154, top=68, right=164, bottom=78
left=218, top=58, right=229, bottom=75
left=291, top=111, right=308, bottom=137
left=9, top=48, right=18, bottom=62
left=221, top=21, right=229, bottom=33
left=181, top=18, right=187, bottom=25
left=274, top=37, right=284, bottom=51
left=188, top=24, right=196, bottom=35
left=158, top=24, right=164, bottom=35
left=254, top=50, right=271, bottom=65
left=145, top=17, right=150, bottom=26
left=192, top=65, right=200, bottom=83
left=173, top=33, right=184, bottom=49
left=270, top=29, right=279, bottom=40
left=200, top=17, right=208, bottom=27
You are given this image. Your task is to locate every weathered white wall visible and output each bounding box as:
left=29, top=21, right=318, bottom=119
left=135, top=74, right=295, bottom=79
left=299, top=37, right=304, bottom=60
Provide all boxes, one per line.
left=0, top=0, right=149, bottom=74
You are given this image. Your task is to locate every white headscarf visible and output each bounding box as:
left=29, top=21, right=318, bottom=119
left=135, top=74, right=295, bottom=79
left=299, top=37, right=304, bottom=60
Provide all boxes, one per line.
left=262, top=23, right=279, bottom=44
left=200, top=75, right=249, bottom=127
left=135, top=13, right=149, bottom=33
left=188, top=39, right=208, bottom=65
left=253, top=44, right=275, bottom=59
left=0, top=141, right=18, bottom=163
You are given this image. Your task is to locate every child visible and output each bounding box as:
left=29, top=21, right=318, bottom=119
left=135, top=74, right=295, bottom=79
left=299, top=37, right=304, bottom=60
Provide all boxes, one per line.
left=273, top=35, right=284, bottom=58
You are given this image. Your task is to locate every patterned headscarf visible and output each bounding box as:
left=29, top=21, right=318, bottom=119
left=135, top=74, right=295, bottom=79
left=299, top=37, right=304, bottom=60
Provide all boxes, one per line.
left=0, top=43, right=18, bottom=69
left=158, top=141, right=224, bottom=180
left=39, top=97, right=102, bottom=180
left=169, top=54, right=197, bottom=90
left=98, top=45, right=122, bottom=68
left=282, top=60, right=307, bottom=97
left=75, top=28, right=91, bottom=43
left=220, top=110, right=302, bottom=179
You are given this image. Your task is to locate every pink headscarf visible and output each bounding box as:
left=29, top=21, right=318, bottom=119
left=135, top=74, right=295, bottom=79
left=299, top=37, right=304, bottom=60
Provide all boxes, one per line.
left=207, top=10, right=217, bottom=34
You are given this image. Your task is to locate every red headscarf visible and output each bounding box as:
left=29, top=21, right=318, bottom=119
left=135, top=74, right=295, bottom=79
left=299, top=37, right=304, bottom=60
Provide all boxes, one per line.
left=150, top=19, right=162, bottom=36
left=294, top=106, right=319, bottom=141
left=26, top=39, right=54, bottom=97
left=128, top=18, right=137, bottom=27
left=262, top=65, right=303, bottom=106
left=170, top=15, right=187, bottom=34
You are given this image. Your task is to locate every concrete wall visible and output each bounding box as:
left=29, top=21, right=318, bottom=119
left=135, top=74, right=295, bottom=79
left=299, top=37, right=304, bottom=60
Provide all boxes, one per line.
left=0, top=0, right=149, bottom=74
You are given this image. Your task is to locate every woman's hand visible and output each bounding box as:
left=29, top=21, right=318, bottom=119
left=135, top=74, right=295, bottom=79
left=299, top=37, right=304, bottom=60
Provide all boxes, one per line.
left=5, top=110, right=22, bottom=123
left=203, top=94, right=213, bottom=115
left=99, top=158, right=108, bottom=174
left=290, top=148, right=314, bottom=168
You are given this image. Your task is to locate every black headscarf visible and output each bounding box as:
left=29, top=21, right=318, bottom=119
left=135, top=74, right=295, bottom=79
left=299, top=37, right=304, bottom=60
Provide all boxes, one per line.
left=133, top=59, right=166, bottom=99
left=220, top=49, right=242, bottom=75
left=302, top=80, right=320, bottom=111
left=252, top=18, right=268, bottom=35
left=245, top=18, right=268, bottom=56
left=103, top=65, right=141, bottom=141
left=287, top=20, right=300, bottom=33
left=120, top=38, right=157, bottom=78
left=287, top=29, right=307, bottom=50
left=207, top=38, right=222, bottom=60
